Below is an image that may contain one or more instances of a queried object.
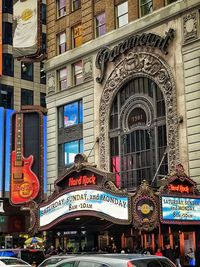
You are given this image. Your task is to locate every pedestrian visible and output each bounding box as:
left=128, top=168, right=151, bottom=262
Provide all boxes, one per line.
left=163, top=244, right=174, bottom=262
left=155, top=247, right=163, bottom=256
left=174, top=244, right=181, bottom=267
left=186, top=248, right=195, bottom=266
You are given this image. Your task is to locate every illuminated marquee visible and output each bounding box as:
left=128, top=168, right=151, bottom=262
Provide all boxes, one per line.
left=39, top=189, right=130, bottom=228
left=161, top=196, right=200, bottom=224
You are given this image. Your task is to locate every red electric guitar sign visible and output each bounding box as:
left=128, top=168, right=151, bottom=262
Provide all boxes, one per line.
left=10, top=113, right=40, bottom=205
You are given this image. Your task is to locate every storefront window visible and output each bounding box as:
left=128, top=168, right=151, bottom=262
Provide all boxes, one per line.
left=109, top=77, right=167, bottom=190
left=95, top=13, right=106, bottom=37
left=116, top=1, right=128, bottom=28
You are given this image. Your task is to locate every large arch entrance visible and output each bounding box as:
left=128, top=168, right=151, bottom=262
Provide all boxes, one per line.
left=99, top=52, right=179, bottom=179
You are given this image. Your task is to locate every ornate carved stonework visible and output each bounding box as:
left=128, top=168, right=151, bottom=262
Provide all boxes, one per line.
left=183, top=12, right=198, bottom=43
left=132, top=180, right=159, bottom=232
left=47, top=72, right=56, bottom=95
left=83, top=57, right=93, bottom=81
left=120, top=96, right=154, bottom=133
left=99, top=51, right=179, bottom=173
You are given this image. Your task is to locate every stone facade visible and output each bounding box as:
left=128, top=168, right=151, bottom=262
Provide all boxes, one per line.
left=46, top=0, right=200, bottom=193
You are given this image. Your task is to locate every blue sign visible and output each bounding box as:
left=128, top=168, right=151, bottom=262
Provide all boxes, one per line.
left=161, top=196, right=200, bottom=221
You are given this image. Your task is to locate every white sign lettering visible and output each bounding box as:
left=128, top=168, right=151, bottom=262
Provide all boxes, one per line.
left=40, top=189, right=129, bottom=227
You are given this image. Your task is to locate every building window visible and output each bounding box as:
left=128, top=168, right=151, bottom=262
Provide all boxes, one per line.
left=95, top=13, right=106, bottom=37
left=0, top=85, right=13, bottom=109
left=109, top=77, right=167, bottom=190
left=72, top=0, right=81, bottom=11
left=41, top=3, right=46, bottom=25
left=57, top=32, right=66, bottom=54
left=64, top=100, right=83, bottom=127
left=40, top=62, right=46, bottom=84
left=3, top=22, right=12, bottom=45
left=58, top=68, right=67, bottom=90
left=2, top=0, right=12, bottom=14
left=65, top=139, right=83, bottom=165
left=166, top=0, right=177, bottom=4
left=58, top=100, right=83, bottom=128
left=21, top=63, right=34, bottom=81
left=73, top=61, right=83, bottom=85
left=21, top=89, right=33, bottom=106
left=116, top=1, right=128, bottom=28
left=42, top=33, right=47, bottom=54
left=57, top=0, right=66, bottom=18
left=72, top=24, right=83, bottom=48
left=3, top=54, right=14, bottom=77
left=140, top=0, right=153, bottom=17
left=40, top=92, right=46, bottom=108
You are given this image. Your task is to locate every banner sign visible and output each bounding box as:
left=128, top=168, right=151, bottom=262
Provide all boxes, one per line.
left=13, top=0, right=38, bottom=58
left=161, top=196, right=200, bottom=224
left=40, top=189, right=130, bottom=228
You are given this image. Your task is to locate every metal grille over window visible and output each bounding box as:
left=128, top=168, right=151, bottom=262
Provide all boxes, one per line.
left=109, top=77, right=167, bottom=190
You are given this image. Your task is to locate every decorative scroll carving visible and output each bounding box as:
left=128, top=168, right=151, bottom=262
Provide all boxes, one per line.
left=132, top=180, right=159, bottom=232
left=21, top=201, right=39, bottom=235
left=183, top=12, right=198, bottom=43
left=83, top=57, right=93, bottom=81
left=99, top=52, right=179, bottom=174
left=47, top=72, right=56, bottom=95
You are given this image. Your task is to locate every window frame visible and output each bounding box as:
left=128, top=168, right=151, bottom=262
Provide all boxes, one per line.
left=139, top=0, right=153, bottom=17
left=71, top=0, right=81, bottom=12
left=2, top=22, right=12, bottom=45
left=58, top=67, right=67, bottom=91
left=0, top=85, right=13, bottom=109
left=73, top=60, right=83, bottom=85
left=116, top=1, right=128, bottom=28
left=21, top=88, right=34, bottom=107
left=57, top=31, right=66, bottom=55
left=21, top=63, right=34, bottom=82
left=165, top=0, right=177, bottom=5
left=95, top=13, right=106, bottom=38
left=57, top=0, right=66, bottom=18
left=72, top=24, right=83, bottom=48
left=63, top=139, right=83, bottom=165
left=3, top=54, right=14, bottom=77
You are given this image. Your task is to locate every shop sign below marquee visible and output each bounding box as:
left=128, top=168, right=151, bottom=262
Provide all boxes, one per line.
left=39, top=189, right=130, bottom=228
left=161, top=196, right=200, bottom=224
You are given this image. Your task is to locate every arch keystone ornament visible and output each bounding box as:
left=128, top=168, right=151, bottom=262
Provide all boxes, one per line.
left=99, top=51, right=179, bottom=173
left=132, top=180, right=159, bottom=232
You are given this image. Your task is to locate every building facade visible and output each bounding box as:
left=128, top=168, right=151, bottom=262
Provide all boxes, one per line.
left=44, top=0, right=200, bottom=260
left=0, top=0, right=47, bottom=246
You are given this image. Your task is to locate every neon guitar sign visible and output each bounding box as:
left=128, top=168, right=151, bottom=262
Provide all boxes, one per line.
left=11, top=113, right=40, bottom=205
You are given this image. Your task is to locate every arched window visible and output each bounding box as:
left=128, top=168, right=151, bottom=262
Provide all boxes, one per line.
left=109, top=77, right=168, bottom=191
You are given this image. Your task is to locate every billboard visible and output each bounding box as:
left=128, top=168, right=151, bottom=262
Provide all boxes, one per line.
left=13, top=0, right=40, bottom=58
left=0, top=0, right=2, bottom=75
left=10, top=109, right=46, bottom=205
left=161, top=196, right=200, bottom=224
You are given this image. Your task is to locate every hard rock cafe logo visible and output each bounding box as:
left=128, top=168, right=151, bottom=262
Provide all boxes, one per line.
left=68, top=174, right=96, bottom=187
left=137, top=199, right=154, bottom=218
left=168, top=184, right=190, bottom=194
